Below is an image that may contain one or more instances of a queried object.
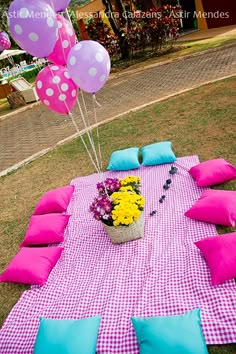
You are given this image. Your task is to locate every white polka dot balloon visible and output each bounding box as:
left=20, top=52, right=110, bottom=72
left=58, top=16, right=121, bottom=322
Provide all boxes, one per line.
left=36, top=65, right=78, bottom=114
left=8, top=0, right=57, bottom=58
left=48, top=15, right=76, bottom=66
left=0, top=32, right=11, bottom=50
left=67, top=40, right=111, bottom=94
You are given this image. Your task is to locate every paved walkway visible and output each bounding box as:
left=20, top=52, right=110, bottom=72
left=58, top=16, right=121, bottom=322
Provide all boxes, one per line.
left=0, top=44, right=236, bottom=174
left=177, top=25, right=236, bottom=41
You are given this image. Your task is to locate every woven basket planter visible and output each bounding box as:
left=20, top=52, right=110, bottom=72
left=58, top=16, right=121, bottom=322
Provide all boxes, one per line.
left=103, top=212, right=144, bottom=244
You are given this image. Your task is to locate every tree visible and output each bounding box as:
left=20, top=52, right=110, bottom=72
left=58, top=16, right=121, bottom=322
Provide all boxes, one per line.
left=67, top=8, right=82, bottom=39
left=102, top=0, right=130, bottom=59
left=69, top=0, right=90, bottom=7
left=133, top=0, right=157, bottom=11
left=0, top=0, right=11, bottom=32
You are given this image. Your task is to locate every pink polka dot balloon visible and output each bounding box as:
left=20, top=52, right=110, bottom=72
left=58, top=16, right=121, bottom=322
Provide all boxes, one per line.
left=36, top=65, right=78, bottom=115
left=67, top=40, right=111, bottom=94
left=48, top=15, right=76, bottom=66
left=8, top=0, right=57, bottom=58
left=0, top=32, right=11, bottom=50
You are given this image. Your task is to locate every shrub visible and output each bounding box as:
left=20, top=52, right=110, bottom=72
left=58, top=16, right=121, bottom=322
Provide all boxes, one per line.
left=86, top=5, right=181, bottom=60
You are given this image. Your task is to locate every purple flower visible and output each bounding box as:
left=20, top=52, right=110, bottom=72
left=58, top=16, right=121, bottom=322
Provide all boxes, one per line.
left=90, top=194, right=113, bottom=222
left=96, top=177, right=121, bottom=195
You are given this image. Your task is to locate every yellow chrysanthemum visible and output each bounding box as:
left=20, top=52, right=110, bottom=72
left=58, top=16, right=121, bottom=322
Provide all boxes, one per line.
left=110, top=190, right=144, bottom=226
left=120, top=186, right=134, bottom=193
left=120, top=176, right=140, bottom=185
left=97, top=176, right=145, bottom=227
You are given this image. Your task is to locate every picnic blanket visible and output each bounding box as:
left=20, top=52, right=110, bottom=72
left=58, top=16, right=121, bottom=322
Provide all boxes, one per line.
left=0, top=155, right=236, bottom=353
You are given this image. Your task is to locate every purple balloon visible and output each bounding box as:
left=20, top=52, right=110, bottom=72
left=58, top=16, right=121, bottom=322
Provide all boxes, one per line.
left=1, top=32, right=9, bottom=39
left=67, top=41, right=111, bottom=94
left=8, top=0, right=57, bottom=58
left=44, top=0, right=71, bottom=12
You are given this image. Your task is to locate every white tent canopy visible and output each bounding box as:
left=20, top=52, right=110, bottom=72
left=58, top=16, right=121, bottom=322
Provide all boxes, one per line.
left=0, top=49, right=26, bottom=61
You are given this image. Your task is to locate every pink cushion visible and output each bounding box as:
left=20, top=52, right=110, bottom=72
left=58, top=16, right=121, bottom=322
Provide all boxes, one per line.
left=20, top=214, right=71, bottom=247
left=0, top=247, right=63, bottom=285
left=185, top=189, right=236, bottom=227
left=34, top=185, right=74, bottom=215
left=195, top=232, right=236, bottom=285
left=189, top=158, right=236, bottom=187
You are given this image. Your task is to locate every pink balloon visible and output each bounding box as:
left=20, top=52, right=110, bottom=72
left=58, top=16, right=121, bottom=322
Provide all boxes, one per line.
left=48, top=15, right=76, bottom=66
left=67, top=41, right=111, bottom=94
left=8, top=0, right=57, bottom=58
left=0, top=32, right=11, bottom=50
left=36, top=65, right=78, bottom=115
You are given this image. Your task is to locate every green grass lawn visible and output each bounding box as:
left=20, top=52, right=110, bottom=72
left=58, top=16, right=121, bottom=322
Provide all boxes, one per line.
left=0, top=77, right=236, bottom=352
left=179, top=37, right=236, bottom=54
left=0, top=99, right=11, bottom=117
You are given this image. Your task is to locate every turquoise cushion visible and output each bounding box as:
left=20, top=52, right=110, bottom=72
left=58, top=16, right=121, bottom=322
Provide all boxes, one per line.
left=107, top=147, right=140, bottom=171
left=142, top=141, right=176, bottom=166
left=34, top=316, right=101, bottom=354
left=131, top=309, right=208, bottom=354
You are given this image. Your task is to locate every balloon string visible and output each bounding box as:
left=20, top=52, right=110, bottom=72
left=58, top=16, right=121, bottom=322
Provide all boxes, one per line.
left=65, top=9, right=76, bottom=37
left=76, top=96, right=102, bottom=174
left=57, top=12, right=102, bottom=175
left=80, top=91, right=110, bottom=195
left=80, top=91, right=96, bottom=152
left=49, top=1, right=74, bottom=65
left=68, top=112, right=100, bottom=174
left=57, top=17, right=68, bottom=66
left=48, top=23, right=103, bottom=176
left=47, top=9, right=108, bottom=185
left=64, top=9, right=79, bottom=44
left=80, top=91, right=101, bottom=169
left=48, top=66, right=100, bottom=173
left=53, top=3, right=70, bottom=66
left=61, top=10, right=78, bottom=62
left=92, top=94, right=103, bottom=170
left=60, top=6, right=103, bottom=173
left=64, top=8, right=106, bottom=181
left=92, top=94, right=102, bottom=107
left=80, top=91, right=102, bottom=170
left=58, top=9, right=102, bottom=172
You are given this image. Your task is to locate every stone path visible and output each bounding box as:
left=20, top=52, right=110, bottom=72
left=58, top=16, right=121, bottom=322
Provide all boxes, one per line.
left=0, top=45, right=236, bottom=174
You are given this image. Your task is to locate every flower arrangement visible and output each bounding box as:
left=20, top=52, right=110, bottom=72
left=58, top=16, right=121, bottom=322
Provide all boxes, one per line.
left=90, top=176, right=145, bottom=227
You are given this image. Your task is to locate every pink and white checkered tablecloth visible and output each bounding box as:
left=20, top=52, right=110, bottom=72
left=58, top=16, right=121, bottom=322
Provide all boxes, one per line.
left=0, top=156, right=236, bottom=353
